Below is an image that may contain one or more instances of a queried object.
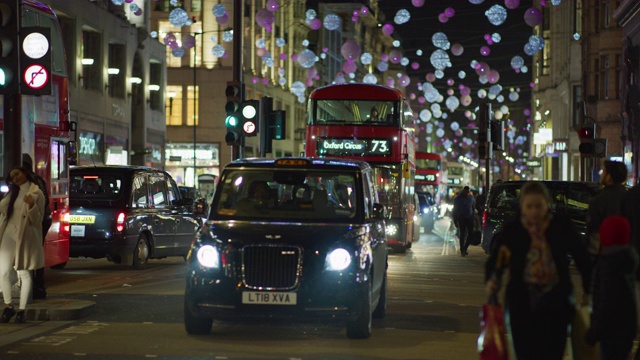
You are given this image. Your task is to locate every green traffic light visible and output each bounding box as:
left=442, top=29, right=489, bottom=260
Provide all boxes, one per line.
left=225, top=114, right=240, bottom=128
left=0, top=68, right=5, bottom=86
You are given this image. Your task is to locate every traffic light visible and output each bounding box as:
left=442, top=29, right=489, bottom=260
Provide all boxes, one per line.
left=19, top=27, right=52, bottom=95
left=578, top=124, right=595, bottom=156
left=224, top=81, right=243, bottom=146
left=0, top=0, right=20, bottom=94
left=269, top=110, right=287, bottom=140
left=241, top=100, right=259, bottom=137
left=489, top=120, right=504, bottom=151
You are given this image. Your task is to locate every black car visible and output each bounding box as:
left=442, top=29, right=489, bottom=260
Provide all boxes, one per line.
left=68, top=166, right=201, bottom=268
left=184, top=158, right=388, bottom=339
left=480, top=180, right=602, bottom=254
left=416, top=192, right=437, bottom=233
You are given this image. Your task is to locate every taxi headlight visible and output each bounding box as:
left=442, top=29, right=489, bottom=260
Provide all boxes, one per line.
left=386, top=223, right=398, bottom=236
left=196, top=245, right=220, bottom=268
left=326, top=248, right=351, bottom=271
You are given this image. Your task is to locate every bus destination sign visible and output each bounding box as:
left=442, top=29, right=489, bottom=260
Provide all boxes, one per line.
left=415, top=174, right=437, bottom=182
left=317, top=137, right=391, bottom=157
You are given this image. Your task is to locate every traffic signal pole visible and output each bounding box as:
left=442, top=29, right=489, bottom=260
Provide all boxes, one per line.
left=232, top=0, right=243, bottom=160
left=4, top=93, right=21, bottom=172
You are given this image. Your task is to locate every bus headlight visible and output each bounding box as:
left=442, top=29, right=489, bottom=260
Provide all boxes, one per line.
left=326, top=248, right=351, bottom=271
left=386, top=223, right=399, bottom=236
left=196, top=245, right=220, bottom=268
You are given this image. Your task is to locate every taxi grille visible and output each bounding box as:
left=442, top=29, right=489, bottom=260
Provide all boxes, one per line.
left=242, top=245, right=302, bottom=290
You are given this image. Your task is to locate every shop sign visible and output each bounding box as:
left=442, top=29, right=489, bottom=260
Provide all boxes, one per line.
left=526, top=159, right=541, bottom=167
left=553, top=139, right=568, bottom=153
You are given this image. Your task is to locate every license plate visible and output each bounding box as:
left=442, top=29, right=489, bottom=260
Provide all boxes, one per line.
left=69, top=215, right=95, bottom=224
left=70, top=225, right=86, bottom=237
left=242, top=292, right=297, bottom=305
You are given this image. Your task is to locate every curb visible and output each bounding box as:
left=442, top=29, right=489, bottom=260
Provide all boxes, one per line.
left=26, top=298, right=96, bottom=321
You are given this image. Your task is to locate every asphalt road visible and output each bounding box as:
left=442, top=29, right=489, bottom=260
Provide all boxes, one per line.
left=0, top=217, right=497, bottom=360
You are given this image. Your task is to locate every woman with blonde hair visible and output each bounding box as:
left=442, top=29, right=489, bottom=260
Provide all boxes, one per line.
left=485, top=181, right=592, bottom=359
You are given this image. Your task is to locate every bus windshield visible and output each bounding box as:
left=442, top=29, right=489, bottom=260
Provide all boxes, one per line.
left=311, top=99, right=398, bottom=125
left=416, top=158, right=441, bottom=171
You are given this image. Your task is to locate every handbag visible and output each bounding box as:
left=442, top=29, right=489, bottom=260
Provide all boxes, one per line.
left=570, top=304, right=601, bottom=360
left=478, top=294, right=508, bottom=360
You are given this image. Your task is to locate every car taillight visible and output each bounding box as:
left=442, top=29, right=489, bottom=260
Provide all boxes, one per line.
left=482, top=210, right=487, bottom=228
left=61, top=211, right=70, bottom=234
left=116, top=212, right=126, bottom=232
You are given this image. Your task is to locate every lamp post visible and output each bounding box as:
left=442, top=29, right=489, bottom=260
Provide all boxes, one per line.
left=193, top=32, right=200, bottom=189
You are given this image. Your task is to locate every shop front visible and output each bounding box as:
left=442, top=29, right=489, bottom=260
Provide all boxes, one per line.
left=165, top=142, right=220, bottom=189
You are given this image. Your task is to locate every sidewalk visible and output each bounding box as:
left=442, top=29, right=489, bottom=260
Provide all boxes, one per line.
left=0, top=296, right=96, bottom=336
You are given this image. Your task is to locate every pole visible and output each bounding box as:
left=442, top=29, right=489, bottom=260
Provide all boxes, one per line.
left=193, top=32, right=200, bottom=188
left=232, top=0, right=243, bottom=160
left=4, top=94, right=21, bottom=173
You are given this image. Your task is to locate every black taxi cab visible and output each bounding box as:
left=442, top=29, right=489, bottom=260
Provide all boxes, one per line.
left=184, top=158, right=388, bottom=339
left=68, top=166, right=201, bottom=268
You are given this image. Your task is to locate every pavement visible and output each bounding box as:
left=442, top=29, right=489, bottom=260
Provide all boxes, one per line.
left=0, top=294, right=96, bottom=336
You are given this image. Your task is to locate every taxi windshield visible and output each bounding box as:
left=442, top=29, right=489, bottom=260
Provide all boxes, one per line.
left=212, top=169, right=358, bottom=221
left=311, top=99, right=398, bottom=125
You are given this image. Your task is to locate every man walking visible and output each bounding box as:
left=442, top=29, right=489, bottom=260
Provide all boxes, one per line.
left=586, top=160, right=628, bottom=263
left=453, top=186, right=474, bottom=257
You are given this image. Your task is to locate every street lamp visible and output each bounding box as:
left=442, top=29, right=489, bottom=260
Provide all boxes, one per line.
left=193, top=32, right=200, bottom=189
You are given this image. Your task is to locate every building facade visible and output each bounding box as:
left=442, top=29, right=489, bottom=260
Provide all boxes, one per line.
left=47, top=0, right=167, bottom=168
left=615, top=0, right=640, bottom=184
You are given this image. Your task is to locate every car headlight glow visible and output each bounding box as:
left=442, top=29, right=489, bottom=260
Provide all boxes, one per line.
left=326, top=248, right=351, bottom=271
left=196, top=245, right=220, bottom=268
left=386, top=223, right=398, bottom=236
left=423, top=207, right=429, bottom=213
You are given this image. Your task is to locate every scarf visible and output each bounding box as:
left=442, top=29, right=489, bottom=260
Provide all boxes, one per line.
left=521, top=214, right=559, bottom=308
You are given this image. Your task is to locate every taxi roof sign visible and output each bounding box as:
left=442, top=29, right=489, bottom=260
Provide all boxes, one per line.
left=275, top=159, right=309, bottom=166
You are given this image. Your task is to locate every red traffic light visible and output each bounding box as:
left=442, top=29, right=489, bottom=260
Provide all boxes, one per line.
left=578, top=126, right=595, bottom=139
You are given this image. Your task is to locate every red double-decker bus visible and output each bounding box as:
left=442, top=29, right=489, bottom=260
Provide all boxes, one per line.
left=415, top=152, right=444, bottom=205
left=305, top=83, right=418, bottom=252
left=0, top=0, right=74, bottom=268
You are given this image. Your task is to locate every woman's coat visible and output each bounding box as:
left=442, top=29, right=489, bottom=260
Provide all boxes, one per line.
left=0, top=182, right=45, bottom=270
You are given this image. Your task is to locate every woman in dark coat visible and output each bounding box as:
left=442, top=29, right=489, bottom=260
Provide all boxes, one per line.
left=485, top=181, right=592, bottom=360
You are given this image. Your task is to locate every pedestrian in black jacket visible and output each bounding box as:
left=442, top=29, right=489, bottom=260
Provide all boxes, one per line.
left=452, top=186, right=474, bottom=256
left=586, top=215, right=638, bottom=360
left=485, top=182, right=592, bottom=360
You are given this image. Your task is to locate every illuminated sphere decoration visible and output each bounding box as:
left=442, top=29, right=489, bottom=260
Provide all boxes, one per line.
left=212, top=4, right=226, bottom=17
left=129, top=4, right=140, bottom=12
left=445, top=7, right=455, bottom=17
left=363, top=73, right=377, bottom=84
left=430, top=49, right=451, bottom=70
left=256, top=9, right=275, bottom=28
left=266, top=0, right=280, bottom=12
left=361, top=52, right=373, bottom=65
left=377, top=61, right=389, bottom=72
left=419, top=109, right=432, bottom=122
left=324, top=13, right=341, bottom=31
left=382, top=23, right=394, bottom=36
left=446, top=96, right=460, bottom=112
left=451, top=121, right=460, bottom=131
left=342, top=60, right=357, bottom=74
left=524, top=7, right=543, bottom=27
left=164, top=32, right=177, bottom=47
left=341, top=40, right=362, bottom=61
left=432, top=32, right=450, bottom=50
left=389, top=49, right=403, bottom=64
left=111, top=0, right=125, bottom=5
left=394, top=9, right=411, bottom=25
left=169, top=8, right=189, bottom=27
left=480, top=46, right=491, bottom=56
left=438, top=13, right=449, bottom=23
left=485, top=5, right=507, bottom=26
left=511, top=55, right=525, bottom=69
left=222, top=30, right=233, bottom=43
left=412, top=0, right=425, bottom=7
left=451, top=43, right=464, bottom=56
left=306, top=9, right=316, bottom=20
left=171, top=47, right=185, bottom=58
left=309, top=18, right=322, bottom=30
left=211, top=45, right=225, bottom=58
left=504, top=0, right=520, bottom=10
left=182, top=35, right=195, bottom=49
left=276, top=38, right=286, bottom=47
left=297, top=49, right=317, bottom=68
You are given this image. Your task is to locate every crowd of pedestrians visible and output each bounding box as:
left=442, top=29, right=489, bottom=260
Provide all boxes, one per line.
left=483, top=160, right=640, bottom=360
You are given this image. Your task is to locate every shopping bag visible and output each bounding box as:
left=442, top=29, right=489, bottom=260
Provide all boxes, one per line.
left=477, top=295, right=508, bottom=360
left=570, top=305, right=600, bottom=360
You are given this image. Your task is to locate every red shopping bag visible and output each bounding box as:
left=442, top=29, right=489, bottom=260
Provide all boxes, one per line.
left=477, top=295, right=508, bottom=360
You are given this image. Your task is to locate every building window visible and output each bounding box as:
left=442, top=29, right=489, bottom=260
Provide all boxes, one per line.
left=603, top=2, right=610, bottom=28
left=149, top=61, right=163, bottom=110
left=190, top=0, right=201, bottom=12
left=158, top=21, right=183, bottom=68
left=108, top=43, right=125, bottom=98
left=82, top=29, right=102, bottom=91
left=186, top=85, right=198, bottom=126
left=166, top=85, right=183, bottom=126
left=542, top=6, right=551, bottom=75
